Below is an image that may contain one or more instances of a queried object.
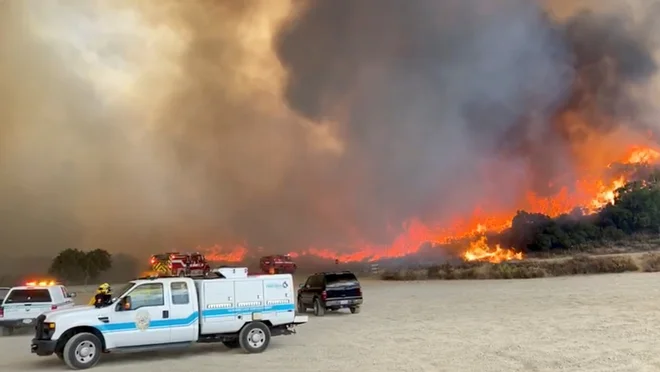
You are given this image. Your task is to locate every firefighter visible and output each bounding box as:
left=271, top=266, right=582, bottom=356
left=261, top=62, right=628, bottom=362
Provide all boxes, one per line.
left=88, top=283, right=113, bottom=308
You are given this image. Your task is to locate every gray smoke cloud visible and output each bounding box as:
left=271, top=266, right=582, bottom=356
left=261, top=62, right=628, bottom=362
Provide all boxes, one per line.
left=0, top=0, right=658, bottom=261
left=274, top=0, right=658, bottom=232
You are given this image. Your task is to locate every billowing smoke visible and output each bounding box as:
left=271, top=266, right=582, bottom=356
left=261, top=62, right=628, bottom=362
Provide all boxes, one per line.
left=0, top=0, right=658, bottom=260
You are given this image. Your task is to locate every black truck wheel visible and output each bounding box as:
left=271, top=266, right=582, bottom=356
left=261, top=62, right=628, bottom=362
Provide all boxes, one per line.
left=296, top=297, right=306, bottom=313
left=350, top=306, right=361, bottom=314
left=238, top=322, right=271, bottom=353
left=63, top=332, right=102, bottom=370
left=313, top=298, right=325, bottom=317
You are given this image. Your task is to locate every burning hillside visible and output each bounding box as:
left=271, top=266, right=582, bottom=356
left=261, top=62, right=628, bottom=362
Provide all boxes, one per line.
left=202, top=146, right=660, bottom=264
left=2, top=0, right=660, bottom=264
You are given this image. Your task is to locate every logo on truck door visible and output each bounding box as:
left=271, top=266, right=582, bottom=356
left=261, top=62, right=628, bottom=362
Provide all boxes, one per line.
left=135, top=310, right=151, bottom=331
left=266, top=281, right=289, bottom=289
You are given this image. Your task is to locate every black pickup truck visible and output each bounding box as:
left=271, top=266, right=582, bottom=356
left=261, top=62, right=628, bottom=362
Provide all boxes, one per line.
left=297, top=271, right=363, bottom=316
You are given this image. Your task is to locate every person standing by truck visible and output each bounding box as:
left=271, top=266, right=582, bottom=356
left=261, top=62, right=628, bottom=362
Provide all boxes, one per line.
left=87, top=283, right=113, bottom=308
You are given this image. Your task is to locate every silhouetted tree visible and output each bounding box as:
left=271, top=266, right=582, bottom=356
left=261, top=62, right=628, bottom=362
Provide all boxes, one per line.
left=48, top=249, right=113, bottom=284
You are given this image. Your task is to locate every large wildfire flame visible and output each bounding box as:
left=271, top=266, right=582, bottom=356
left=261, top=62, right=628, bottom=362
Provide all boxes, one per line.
left=202, top=147, right=660, bottom=264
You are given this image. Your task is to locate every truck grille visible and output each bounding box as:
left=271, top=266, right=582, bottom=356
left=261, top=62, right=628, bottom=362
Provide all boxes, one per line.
left=34, top=314, right=47, bottom=339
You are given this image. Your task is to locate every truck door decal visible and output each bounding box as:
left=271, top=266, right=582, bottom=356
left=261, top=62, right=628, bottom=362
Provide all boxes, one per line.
left=135, top=310, right=151, bottom=331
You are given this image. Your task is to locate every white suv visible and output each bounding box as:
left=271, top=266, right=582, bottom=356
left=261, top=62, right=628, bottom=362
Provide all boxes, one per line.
left=0, top=282, right=76, bottom=336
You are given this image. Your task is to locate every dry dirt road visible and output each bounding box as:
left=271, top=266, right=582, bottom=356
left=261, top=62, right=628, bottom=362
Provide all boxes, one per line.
left=2, top=273, right=660, bottom=372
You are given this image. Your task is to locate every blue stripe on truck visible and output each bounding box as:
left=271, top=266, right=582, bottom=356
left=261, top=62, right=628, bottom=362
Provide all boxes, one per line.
left=95, top=303, right=295, bottom=333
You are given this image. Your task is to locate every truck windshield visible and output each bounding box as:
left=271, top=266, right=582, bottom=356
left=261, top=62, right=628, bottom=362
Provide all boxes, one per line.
left=5, top=289, right=52, bottom=303
left=326, top=273, right=359, bottom=287
left=114, top=283, right=136, bottom=300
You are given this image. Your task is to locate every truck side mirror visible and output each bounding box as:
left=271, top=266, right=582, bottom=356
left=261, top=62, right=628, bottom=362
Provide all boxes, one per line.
left=298, top=284, right=304, bottom=289
left=68, top=292, right=77, bottom=298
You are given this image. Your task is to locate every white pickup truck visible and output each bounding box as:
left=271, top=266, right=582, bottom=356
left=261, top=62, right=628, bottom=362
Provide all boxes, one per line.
left=30, top=268, right=308, bottom=370
left=1, top=282, right=76, bottom=335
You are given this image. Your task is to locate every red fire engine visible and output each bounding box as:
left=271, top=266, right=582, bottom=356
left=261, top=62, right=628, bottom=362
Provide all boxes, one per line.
left=149, top=252, right=211, bottom=277
left=259, top=254, right=297, bottom=274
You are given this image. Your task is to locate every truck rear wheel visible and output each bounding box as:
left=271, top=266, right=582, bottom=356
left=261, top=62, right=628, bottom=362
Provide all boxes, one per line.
left=350, top=306, right=361, bottom=314
left=63, top=332, right=102, bottom=370
left=313, top=298, right=325, bottom=317
left=238, top=322, right=271, bottom=353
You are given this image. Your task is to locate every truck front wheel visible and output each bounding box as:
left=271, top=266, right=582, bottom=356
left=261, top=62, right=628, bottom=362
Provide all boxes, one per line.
left=238, top=322, right=271, bottom=353
left=63, top=332, right=102, bottom=370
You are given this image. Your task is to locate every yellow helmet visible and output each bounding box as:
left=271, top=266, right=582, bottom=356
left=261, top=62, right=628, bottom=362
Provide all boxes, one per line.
left=98, top=283, right=111, bottom=294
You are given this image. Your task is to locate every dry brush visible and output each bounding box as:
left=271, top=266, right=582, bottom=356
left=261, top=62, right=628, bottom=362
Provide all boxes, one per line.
left=381, top=253, right=660, bottom=281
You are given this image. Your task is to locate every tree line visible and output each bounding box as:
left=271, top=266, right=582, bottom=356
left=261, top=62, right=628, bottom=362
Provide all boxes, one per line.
left=496, top=170, right=660, bottom=252
left=42, top=249, right=142, bottom=285
left=48, top=248, right=113, bottom=285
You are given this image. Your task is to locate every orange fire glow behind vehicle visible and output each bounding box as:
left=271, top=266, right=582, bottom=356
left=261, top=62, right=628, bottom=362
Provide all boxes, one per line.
left=198, top=146, right=660, bottom=265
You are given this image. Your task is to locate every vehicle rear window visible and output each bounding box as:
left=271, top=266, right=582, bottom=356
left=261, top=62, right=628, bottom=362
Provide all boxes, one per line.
left=5, top=289, right=52, bottom=303
left=326, top=273, right=359, bottom=286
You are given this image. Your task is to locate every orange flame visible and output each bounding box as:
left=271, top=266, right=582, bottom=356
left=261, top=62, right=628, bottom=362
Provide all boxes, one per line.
left=460, top=147, right=660, bottom=261
left=626, top=147, right=660, bottom=164
left=463, top=236, right=523, bottom=263
left=201, top=244, right=248, bottom=262
left=195, top=146, right=660, bottom=265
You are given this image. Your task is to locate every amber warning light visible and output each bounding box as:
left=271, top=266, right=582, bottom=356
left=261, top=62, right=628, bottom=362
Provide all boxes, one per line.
left=25, top=280, right=56, bottom=287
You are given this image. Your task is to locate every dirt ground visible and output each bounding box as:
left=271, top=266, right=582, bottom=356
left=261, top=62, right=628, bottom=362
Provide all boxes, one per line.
left=2, top=273, right=660, bottom=372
